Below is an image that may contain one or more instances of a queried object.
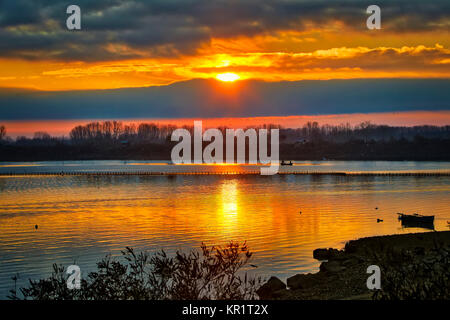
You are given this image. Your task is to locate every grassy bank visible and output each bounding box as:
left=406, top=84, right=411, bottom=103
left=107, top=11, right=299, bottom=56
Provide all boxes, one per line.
left=258, top=231, right=450, bottom=300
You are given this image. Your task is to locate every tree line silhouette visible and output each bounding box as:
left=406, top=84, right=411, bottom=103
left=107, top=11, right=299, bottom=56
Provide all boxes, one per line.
left=0, top=121, right=449, bottom=161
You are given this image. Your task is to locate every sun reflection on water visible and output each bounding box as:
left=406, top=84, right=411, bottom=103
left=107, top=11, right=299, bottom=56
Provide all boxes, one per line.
left=218, top=179, right=239, bottom=233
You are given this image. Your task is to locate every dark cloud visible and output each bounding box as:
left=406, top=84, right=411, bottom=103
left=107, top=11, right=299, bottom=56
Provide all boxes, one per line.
left=0, top=79, right=449, bottom=120
left=0, top=0, right=42, bottom=27
left=0, top=0, right=449, bottom=61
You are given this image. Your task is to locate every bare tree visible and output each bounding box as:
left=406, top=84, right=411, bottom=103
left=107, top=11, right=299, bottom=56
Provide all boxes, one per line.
left=33, top=131, right=51, bottom=140
left=0, top=125, right=5, bottom=140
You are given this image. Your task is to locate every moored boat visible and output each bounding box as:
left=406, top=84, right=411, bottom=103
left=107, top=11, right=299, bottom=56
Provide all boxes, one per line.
left=397, top=213, right=435, bottom=229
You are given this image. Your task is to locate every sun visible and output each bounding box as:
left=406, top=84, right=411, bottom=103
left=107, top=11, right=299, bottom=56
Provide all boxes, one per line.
left=216, top=72, right=240, bottom=82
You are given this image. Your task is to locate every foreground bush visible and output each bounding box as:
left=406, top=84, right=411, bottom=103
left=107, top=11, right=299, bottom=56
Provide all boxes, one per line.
left=9, top=242, right=262, bottom=300
left=373, top=244, right=450, bottom=300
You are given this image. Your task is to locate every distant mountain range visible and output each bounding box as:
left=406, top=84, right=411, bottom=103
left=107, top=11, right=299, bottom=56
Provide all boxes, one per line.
left=0, top=78, right=449, bottom=120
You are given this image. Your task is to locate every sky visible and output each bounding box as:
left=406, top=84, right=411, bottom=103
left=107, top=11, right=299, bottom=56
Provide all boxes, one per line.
left=0, top=0, right=449, bottom=133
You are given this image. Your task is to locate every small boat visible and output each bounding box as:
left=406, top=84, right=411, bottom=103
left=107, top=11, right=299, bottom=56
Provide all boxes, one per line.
left=397, top=213, right=434, bottom=229
left=280, top=160, right=293, bottom=166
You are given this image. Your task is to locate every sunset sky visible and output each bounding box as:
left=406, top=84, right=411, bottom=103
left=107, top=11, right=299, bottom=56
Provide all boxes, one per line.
left=0, top=0, right=449, bottom=134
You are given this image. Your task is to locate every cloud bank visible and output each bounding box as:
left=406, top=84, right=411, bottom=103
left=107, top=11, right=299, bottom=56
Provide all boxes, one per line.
left=0, top=79, right=449, bottom=120
left=0, top=0, right=449, bottom=61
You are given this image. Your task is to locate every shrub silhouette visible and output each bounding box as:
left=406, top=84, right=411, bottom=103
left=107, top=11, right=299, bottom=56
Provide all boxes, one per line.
left=9, top=241, right=262, bottom=300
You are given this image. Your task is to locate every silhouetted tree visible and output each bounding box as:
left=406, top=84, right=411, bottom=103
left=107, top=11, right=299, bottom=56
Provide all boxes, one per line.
left=33, top=132, right=51, bottom=140
left=0, top=125, right=5, bottom=140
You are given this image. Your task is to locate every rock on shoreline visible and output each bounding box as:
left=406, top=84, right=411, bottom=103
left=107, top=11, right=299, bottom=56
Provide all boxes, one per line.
left=257, top=231, right=450, bottom=300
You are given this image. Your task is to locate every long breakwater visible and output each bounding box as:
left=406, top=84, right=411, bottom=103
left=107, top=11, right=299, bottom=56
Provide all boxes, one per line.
left=1, top=170, right=449, bottom=176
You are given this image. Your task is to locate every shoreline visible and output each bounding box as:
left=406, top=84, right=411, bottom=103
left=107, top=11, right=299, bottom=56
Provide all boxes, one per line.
left=257, top=230, right=450, bottom=300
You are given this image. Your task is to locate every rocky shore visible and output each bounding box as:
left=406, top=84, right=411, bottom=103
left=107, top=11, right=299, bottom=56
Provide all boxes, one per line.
left=257, top=231, right=450, bottom=300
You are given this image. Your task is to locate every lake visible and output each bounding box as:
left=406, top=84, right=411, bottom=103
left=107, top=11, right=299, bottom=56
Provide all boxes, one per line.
left=0, top=160, right=449, bottom=298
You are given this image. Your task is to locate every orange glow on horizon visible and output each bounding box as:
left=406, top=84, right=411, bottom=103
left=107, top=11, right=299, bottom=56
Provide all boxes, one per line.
left=0, top=39, right=449, bottom=91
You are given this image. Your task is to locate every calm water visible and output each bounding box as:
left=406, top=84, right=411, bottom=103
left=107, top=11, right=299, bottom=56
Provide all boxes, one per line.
left=0, top=161, right=449, bottom=298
